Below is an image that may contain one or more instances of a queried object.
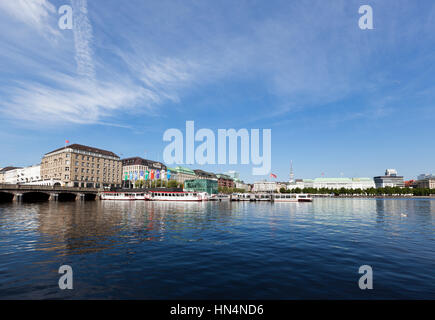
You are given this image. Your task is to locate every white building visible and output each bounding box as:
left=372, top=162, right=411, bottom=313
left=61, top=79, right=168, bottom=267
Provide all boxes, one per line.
left=287, top=177, right=375, bottom=190
left=3, top=165, right=41, bottom=185
left=252, top=181, right=277, bottom=193
left=234, top=179, right=251, bottom=192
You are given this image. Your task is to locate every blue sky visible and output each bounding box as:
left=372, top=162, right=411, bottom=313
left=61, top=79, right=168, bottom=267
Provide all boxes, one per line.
left=0, top=0, right=434, bottom=182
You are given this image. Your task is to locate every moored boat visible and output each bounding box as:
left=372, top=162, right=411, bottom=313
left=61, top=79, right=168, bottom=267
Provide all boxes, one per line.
left=146, top=191, right=209, bottom=201
left=232, top=193, right=252, bottom=201
left=251, top=194, right=272, bottom=201
left=100, top=191, right=146, bottom=200
left=272, top=193, right=313, bottom=202
left=296, top=194, right=313, bottom=202
left=216, top=194, right=231, bottom=201
left=272, top=193, right=298, bottom=202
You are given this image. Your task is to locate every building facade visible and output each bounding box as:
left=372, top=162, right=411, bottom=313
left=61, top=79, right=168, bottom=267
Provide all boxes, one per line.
left=3, top=165, right=41, bottom=185
left=374, top=169, right=405, bottom=188
left=41, top=144, right=122, bottom=188
left=252, top=181, right=277, bottom=193
left=416, top=179, right=435, bottom=189
left=287, top=177, right=375, bottom=190
left=194, top=169, right=218, bottom=181
left=0, top=167, right=20, bottom=184
left=122, top=157, right=167, bottom=187
left=215, top=174, right=235, bottom=188
left=184, top=179, right=218, bottom=195
left=168, top=166, right=197, bottom=184
left=234, top=179, right=251, bottom=192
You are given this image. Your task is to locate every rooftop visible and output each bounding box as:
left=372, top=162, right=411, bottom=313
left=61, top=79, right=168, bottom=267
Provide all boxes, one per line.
left=122, top=157, right=166, bottom=169
left=0, top=166, right=21, bottom=173
left=168, top=166, right=196, bottom=175
left=194, top=169, right=217, bottom=178
left=45, top=144, right=119, bottom=158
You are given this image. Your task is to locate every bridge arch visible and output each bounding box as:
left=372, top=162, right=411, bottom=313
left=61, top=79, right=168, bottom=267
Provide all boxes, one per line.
left=0, top=191, right=14, bottom=202
left=83, top=193, right=96, bottom=201
left=22, top=192, right=50, bottom=202
left=58, top=193, right=77, bottom=201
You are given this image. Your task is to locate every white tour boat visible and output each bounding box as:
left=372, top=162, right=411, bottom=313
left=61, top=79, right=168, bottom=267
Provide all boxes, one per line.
left=272, top=193, right=298, bottom=202
left=231, top=193, right=252, bottom=201
left=252, top=194, right=272, bottom=201
left=296, top=194, right=313, bottom=202
left=100, top=191, right=146, bottom=201
left=146, top=191, right=209, bottom=201
left=273, top=193, right=313, bottom=202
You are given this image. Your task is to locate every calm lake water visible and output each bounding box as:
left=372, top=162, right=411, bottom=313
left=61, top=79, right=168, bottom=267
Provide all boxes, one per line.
left=0, top=198, right=433, bottom=299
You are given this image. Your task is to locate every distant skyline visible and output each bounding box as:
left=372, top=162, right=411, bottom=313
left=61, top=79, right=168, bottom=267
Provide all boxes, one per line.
left=0, top=1, right=434, bottom=182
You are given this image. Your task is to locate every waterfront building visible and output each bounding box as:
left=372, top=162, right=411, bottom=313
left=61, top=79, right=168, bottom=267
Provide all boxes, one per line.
left=287, top=177, right=375, bottom=190
left=313, top=177, right=375, bottom=189
left=194, top=169, right=218, bottom=181
left=234, top=179, right=251, bottom=192
left=252, top=181, right=277, bottom=193
left=0, top=167, right=20, bottom=184
left=184, top=179, right=218, bottom=195
left=168, top=166, right=196, bottom=184
left=215, top=174, right=235, bottom=188
left=416, top=179, right=435, bottom=189
left=374, top=169, right=405, bottom=188
left=41, top=144, right=122, bottom=188
left=287, top=179, right=306, bottom=190
left=3, top=165, right=41, bottom=185
left=122, top=157, right=166, bottom=187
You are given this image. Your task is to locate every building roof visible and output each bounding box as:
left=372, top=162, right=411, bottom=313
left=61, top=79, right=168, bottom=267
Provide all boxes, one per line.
left=314, top=178, right=353, bottom=182
left=194, top=169, right=217, bottom=179
left=216, top=174, right=233, bottom=180
left=122, top=157, right=166, bottom=170
left=0, top=166, right=21, bottom=173
left=168, top=166, right=196, bottom=175
left=45, top=144, right=119, bottom=158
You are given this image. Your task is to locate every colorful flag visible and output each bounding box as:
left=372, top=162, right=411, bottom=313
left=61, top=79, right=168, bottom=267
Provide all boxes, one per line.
left=156, top=170, right=160, bottom=179
left=150, top=170, right=155, bottom=180
left=65, top=140, right=70, bottom=144
left=124, top=172, right=128, bottom=181
left=140, top=171, right=144, bottom=180
left=270, top=173, right=277, bottom=179
left=167, top=170, right=171, bottom=180
left=145, top=170, right=149, bottom=180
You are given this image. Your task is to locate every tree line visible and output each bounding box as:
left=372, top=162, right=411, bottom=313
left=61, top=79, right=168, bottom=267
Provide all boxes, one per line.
left=279, top=187, right=435, bottom=196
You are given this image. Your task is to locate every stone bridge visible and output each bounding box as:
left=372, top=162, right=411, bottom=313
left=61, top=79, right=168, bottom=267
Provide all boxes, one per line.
left=0, top=184, right=100, bottom=202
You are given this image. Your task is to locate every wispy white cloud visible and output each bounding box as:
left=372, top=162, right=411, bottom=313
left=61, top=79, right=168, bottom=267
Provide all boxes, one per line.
left=2, top=74, right=155, bottom=124
left=1, top=0, right=434, bottom=129
left=71, top=0, right=95, bottom=79
left=0, top=0, right=58, bottom=36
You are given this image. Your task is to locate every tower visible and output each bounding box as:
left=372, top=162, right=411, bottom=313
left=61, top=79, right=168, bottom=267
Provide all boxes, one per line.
left=289, top=160, right=294, bottom=183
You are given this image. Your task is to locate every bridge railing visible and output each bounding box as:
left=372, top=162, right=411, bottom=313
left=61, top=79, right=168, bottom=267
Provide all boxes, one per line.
left=0, top=184, right=100, bottom=193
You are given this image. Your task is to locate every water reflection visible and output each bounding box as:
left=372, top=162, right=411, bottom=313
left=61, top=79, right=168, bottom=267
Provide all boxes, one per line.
left=0, top=199, right=434, bottom=299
